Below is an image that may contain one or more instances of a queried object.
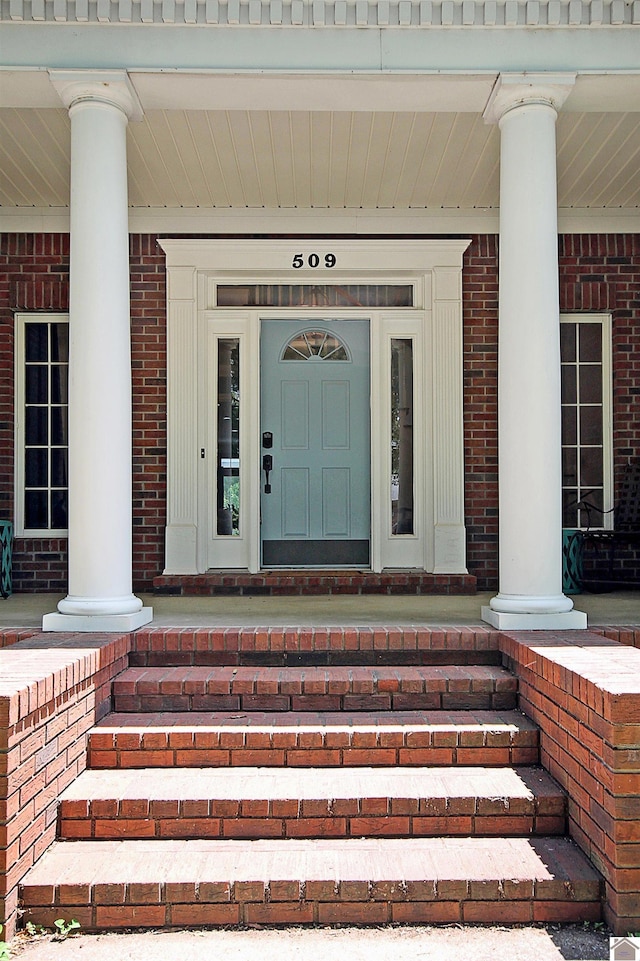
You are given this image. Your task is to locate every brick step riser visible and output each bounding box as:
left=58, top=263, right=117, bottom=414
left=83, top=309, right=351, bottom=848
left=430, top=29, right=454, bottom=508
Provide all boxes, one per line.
left=131, top=627, right=500, bottom=659
left=113, top=692, right=518, bottom=714
left=129, top=651, right=503, bottom=668
left=59, top=809, right=566, bottom=842
left=21, top=888, right=601, bottom=931
left=152, top=573, right=478, bottom=597
left=88, top=743, right=540, bottom=770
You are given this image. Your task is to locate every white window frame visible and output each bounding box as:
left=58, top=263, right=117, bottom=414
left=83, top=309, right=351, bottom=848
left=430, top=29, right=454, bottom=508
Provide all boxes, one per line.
left=560, top=312, right=613, bottom=531
left=14, top=312, right=69, bottom=537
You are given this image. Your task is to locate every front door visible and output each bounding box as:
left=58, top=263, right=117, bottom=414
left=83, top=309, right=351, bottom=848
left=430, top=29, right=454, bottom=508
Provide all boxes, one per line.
left=260, top=319, right=370, bottom=567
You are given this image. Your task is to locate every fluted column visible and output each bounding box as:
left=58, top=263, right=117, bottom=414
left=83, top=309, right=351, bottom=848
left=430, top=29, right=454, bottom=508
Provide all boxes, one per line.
left=44, top=71, right=152, bottom=631
left=482, top=74, right=587, bottom=629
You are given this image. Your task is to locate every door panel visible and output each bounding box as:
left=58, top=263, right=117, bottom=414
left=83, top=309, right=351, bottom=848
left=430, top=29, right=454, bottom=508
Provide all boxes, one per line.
left=281, top=468, right=310, bottom=537
left=282, top=381, right=309, bottom=449
left=261, top=319, right=370, bottom=567
left=322, top=381, right=350, bottom=449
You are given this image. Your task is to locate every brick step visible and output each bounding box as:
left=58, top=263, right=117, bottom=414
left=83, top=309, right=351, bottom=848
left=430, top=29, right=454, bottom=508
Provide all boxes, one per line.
left=20, top=836, right=602, bottom=929
left=88, top=710, right=539, bottom=768
left=112, top=665, right=518, bottom=713
left=152, top=570, right=478, bottom=596
left=130, top=626, right=501, bottom=667
left=58, top=765, right=566, bottom=840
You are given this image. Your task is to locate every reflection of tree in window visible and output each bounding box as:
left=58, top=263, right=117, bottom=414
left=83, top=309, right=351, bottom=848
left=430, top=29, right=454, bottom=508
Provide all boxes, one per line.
left=217, top=339, right=240, bottom=536
left=391, top=339, right=414, bottom=535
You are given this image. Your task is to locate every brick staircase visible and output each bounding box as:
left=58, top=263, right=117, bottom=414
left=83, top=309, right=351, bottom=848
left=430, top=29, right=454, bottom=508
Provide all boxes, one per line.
left=19, top=626, right=603, bottom=929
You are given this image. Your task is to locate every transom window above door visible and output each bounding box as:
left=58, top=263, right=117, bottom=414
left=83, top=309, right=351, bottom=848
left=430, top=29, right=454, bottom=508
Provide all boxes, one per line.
left=282, top=330, right=349, bottom=361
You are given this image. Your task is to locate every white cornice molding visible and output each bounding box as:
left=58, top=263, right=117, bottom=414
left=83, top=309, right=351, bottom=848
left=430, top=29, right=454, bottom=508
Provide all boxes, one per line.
left=1, top=206, right=639, bottom=234
left=3, top=0, right=640, bottom=25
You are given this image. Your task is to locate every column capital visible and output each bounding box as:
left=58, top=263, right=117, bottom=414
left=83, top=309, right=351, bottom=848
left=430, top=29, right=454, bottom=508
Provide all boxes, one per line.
left=48, top=69, right=143, bottom=121
left=483, top=72, right=576, bottom=125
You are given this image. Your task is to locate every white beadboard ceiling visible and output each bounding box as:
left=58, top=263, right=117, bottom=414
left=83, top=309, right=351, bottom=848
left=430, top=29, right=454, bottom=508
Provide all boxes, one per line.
left=1, top=106, right=639, bottom=211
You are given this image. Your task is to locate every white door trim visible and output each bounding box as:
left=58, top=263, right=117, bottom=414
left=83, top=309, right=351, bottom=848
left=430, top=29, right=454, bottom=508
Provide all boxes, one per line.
left=160, top=238, right=470, bottom=575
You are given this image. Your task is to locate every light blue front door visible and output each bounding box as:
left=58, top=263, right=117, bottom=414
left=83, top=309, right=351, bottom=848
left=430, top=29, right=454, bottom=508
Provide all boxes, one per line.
left=260, top=319, right=370, bottom=567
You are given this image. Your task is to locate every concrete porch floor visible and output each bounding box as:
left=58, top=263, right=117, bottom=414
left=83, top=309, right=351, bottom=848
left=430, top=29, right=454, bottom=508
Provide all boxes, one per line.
left=0, top=590, right=638, bottom=628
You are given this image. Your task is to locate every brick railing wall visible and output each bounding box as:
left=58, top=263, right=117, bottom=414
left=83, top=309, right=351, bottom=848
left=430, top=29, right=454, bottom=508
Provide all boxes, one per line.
left=1, top=232, right=638, bottom=592
left=501, top=629, right=640, bottom=936
left=0, top=632, right=130, bottom=937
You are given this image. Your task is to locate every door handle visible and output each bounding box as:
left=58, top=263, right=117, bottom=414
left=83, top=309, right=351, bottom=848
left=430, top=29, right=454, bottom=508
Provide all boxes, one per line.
left=262, top=454, right=273, bottom=494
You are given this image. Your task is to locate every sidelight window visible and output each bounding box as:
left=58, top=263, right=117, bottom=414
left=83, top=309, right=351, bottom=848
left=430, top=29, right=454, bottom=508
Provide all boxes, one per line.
left=391, top=338, right=414, bottom=535
left=216, top=338, right=241, bottom=536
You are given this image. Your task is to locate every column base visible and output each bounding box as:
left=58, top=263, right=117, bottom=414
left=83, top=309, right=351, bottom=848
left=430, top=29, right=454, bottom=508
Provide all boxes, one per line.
left=481, top=606, right=587, bottom=630
left=42, top=607, right=153, bottom=633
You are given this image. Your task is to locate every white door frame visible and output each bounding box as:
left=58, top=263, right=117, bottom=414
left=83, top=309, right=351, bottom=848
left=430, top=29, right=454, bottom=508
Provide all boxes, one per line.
left=160, top=239, right=470, bottom=575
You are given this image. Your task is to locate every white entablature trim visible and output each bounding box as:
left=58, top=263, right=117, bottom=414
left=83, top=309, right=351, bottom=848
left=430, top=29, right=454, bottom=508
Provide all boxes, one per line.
left=4, top=0, right=640, bottom=24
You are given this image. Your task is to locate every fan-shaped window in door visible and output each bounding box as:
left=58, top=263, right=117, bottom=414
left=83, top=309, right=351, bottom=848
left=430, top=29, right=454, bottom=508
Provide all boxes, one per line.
left=282, top=330, right=349, bottom=361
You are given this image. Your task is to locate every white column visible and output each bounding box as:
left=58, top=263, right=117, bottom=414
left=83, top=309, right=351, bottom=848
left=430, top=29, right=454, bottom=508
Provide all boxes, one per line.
left=482, top=74, right=586, bottom=630
left=44, top=72, right=152, bottom=632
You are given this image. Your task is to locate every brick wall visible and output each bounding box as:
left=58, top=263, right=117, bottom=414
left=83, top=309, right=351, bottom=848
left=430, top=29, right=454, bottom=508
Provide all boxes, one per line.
left=130, top=236, right=167, bottom=592
left=0, top=631, right=130, bottom=938
left=462, top=233, right=640, bottom=590
left=559, top=234, right=640, bottom=586
left=0, top=234, right=169, bottom=594
left=0, top=235, right=70, bottom=593
left=0, top=232, right=638, bottom=592
left=502, top=629, right=640, bottom=935
left=463, top=236, right=499, bottom=591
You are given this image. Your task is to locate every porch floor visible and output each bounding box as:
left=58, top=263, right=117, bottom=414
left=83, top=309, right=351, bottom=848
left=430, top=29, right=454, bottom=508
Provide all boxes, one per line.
left=0, top=590, right=638, bottom=629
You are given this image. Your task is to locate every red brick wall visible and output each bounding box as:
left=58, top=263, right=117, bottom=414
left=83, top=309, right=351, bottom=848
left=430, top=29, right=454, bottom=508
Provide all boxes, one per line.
left=559, top=234, right=640, bottom=483
left=462, top=233, right=640, bottom=590
left=0, top=235, right=70, bottom=592
left=502, top=628, right=640, bottom=935
left=130, top=236, right=167, bottom=592
left=0, top=631, right=130, bottom=938
left=463, top=236, right=499, bottom=591
left=0, top=234, right=168, bottom=593
left=1, top=232, right=638, bottom=592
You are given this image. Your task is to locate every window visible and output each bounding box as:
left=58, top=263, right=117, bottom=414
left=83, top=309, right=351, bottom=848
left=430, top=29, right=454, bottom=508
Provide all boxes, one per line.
left=216, top=338, right=240, bottom=536
left=15, top=314, right=69, bottom=535
left=560, top=314, right=612, bottom=530
left=391, top=339, right=414, bottom=534
left=217, top=284, right=414, bottom=308
left=282, top=329, right=349, bottom=361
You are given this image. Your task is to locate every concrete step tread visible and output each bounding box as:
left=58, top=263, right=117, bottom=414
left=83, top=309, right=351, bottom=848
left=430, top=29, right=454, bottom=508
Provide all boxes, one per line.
left=21, top=837, right=602, bottom=928
left=60, top=765, right=562, bottom=806
left=20, top=835, right=602, bottom=894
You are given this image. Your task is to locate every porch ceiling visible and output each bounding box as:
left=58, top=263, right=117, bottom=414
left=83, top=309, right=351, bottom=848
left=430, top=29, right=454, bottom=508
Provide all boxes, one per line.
left=1, top=70, right=639, bottom=214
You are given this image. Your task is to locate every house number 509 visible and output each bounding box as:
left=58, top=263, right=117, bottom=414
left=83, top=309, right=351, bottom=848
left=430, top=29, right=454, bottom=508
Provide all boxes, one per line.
left=292, top=253, right=337, bottom=269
